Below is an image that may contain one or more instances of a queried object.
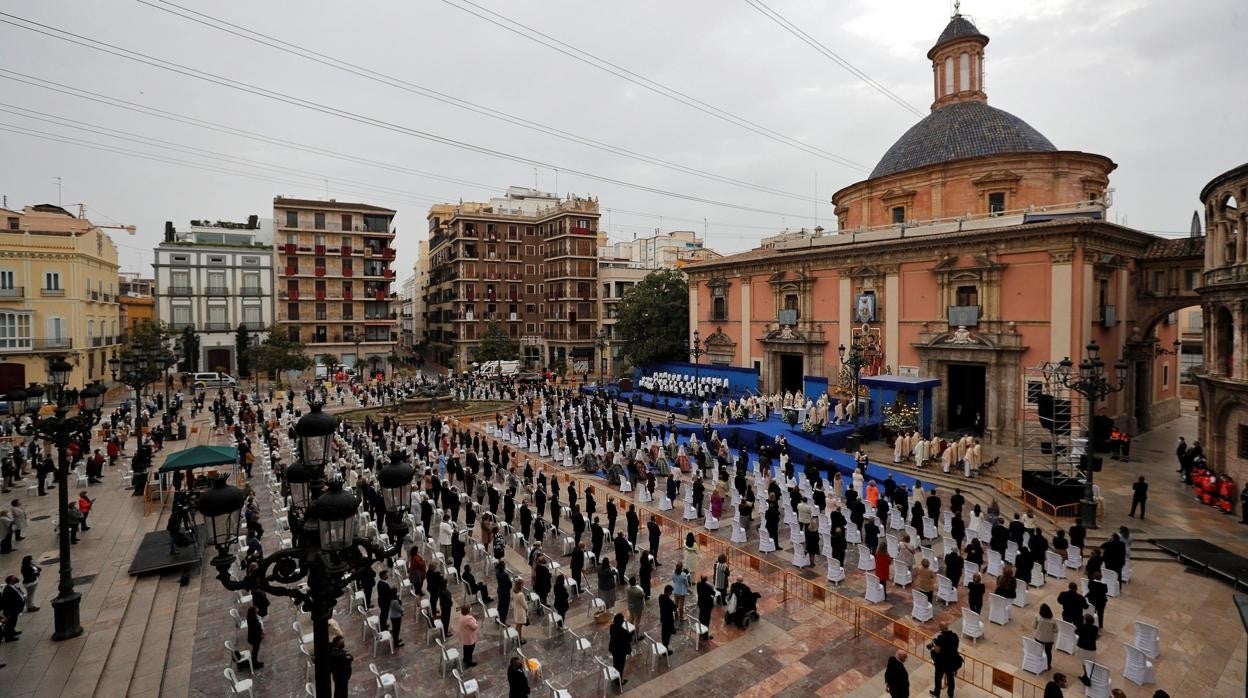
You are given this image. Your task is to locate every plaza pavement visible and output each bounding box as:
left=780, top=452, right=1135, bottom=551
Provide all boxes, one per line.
left=1, top=392, right=1243, bottom=697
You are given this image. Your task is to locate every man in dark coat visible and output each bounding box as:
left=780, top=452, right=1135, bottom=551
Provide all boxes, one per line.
left=659, top=585, right=677, bottom=648
left=929, top=622, right=961, bottom=697
left=329, top=635, right=353, bottom=698
left=376, top=570, right=395, bottom=632
left=885, top=649, right=909, bottom=698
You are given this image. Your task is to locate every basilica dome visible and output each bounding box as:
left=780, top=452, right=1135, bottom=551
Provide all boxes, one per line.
left=869, top=100, right=1057, bottom=179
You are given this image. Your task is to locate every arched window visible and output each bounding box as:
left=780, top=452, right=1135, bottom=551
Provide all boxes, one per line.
left=943, top=56, right=954, bottom=96
left=960, top=53, right=971, bottom=91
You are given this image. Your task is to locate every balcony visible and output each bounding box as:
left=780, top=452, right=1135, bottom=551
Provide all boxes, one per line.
left=203, top=322, right=233, bottom=332
left=168, top=322, right=195, bottom=332
left=241, top=322, right=266, bottom=331
left=283, top=290, right=300, bottom=301
left=91, top=336, right=106, bottom=347
left=384, top=270, right=396, bottom=279
left=314, top=244, right=326, bottom=255
left=1203, top=265, right=1248, bottom=287
left=343, top=290, right=354, bottom=300
left=340, top=244, right=353, bottom=256
left=315, top=268, right=326, bottom=277
left=284, top=243, right=297, bottom=254
left=1099, top=304, right=1117, bottom=327
left=241, top=286, right=264, bottom=296
left=571, top=226, right=593, bottom=235
left=285, top=266, right=298, bottom=276
left=205, top=286, right=230, bottom=296
left=167, top=286, right=193, bottom=296
left=315, top=291, right=326, bottom=301
left=40, top=288, right=65, bottom=297
left=381, top=248, right=395, bottom=259
left=0, top=287, right=24, bottom=299
left=343, top=268, right=353, bottom=277
left=89, top=291, right=100, bottom=301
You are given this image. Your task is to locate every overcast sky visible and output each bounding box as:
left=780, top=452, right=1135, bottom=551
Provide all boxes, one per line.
left=1, top=0, right=1244, bottom=277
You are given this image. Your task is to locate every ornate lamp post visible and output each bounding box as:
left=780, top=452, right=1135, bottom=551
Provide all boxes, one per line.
left=838, top=329, right=879, bottom=444
left=6, top=359, right=105, bottom=640
left=1054, top=340, right=1127, bottom=528
left=108, top=347, right=169, bottom=444
left=198, top=402, right=412, bottom=697
left=689, top=329, right=706, bottom=385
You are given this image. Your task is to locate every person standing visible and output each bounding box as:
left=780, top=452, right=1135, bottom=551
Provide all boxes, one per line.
left=20, top=556, right=40, bottom=612
left=626, top=577, right=645, bottom=637
left=387, top=593, right=404, bottom=647
left=507, top=655, right=530, bottom=697
left=458, top=605, right=479, bottom=667
left=608, top=613, right=632, bottom=690
left=376, top=570, right=394, bottom=632
left=511, top=579, right=529, bottom=645
left=659, top=585, right=677, bottom=649
left=9, top=500, right=26, bottom=542
left=329, top=635, right=353, bottom=698
left=647, top=517, right=662, bottom=561
left=1075, top=613, right=1099, bottom=686
left=1129, top=476, right=1148, bottom=519
left=1044, top=673, right=1068, bottom=698
left=1, top=574, right=24, bottom=640
left=696, top=575, right=715, bottom=642
left=928, top=621, right=961, bottom=697
left=885, top=649, right=909, bottom=698
left=1034, top=603, right=1058, bottom=670
left=245, top=602, right=265, bottom=669
left=77, top=491, right=95, bottom=531
left=0, top=509, right=12, bottom=554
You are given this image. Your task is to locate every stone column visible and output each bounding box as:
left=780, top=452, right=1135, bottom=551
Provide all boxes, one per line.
left=740, top=279, right=751, bottom=368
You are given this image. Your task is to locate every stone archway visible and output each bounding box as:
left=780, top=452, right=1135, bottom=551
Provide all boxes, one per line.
left=914, top=328, right=1027, bottom=445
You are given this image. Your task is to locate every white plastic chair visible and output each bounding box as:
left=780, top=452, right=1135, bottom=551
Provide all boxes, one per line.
left=865, top=573, right=885, bottom=603
left=1103, top=569, right=1121, bottom=597
left=370, top=662, right=398, bottom=697
left=936, top=574, right=958, bottom=605
left=224, top=640, right=253, bottom=673
left=987, top=592, right=1011, bottom=625
left=437, top=637, right=462, bottom=677
left=224, top=667, right=255, bottom=698
left=962, top=561, right=979, bottom=587
left=365, top=616, right=395, bottom=657
left=987, top=550, right=1004, bottom=576
left=1021, top=637, right=1047, bottom=675
left=960, top=607, right=984, bottom=643
left=1122, top=643, right=1156, bottom=685
left=910, top=589, right=934, bottom=622
left=1066, top=545, right=1083, bottom=569
left=452, top=668, right=480, bottom=696
left=1055, top=619, right=1077, bottom=654
left=644, top=632, right=671, bottom=673
left=892, top=564, right=912, bottom=588
left=1084, top=660, right=1112, bottom=697
left=595, top=656, right=622, bottom=695
left=1133, top=621, right=1160, bottom=659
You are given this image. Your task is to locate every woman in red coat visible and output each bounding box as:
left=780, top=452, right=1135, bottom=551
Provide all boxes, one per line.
left=874, top=542, right=892, bottom=592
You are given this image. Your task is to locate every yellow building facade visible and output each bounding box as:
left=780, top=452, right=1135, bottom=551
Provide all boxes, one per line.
left=0, top=205, right=122, bottom=393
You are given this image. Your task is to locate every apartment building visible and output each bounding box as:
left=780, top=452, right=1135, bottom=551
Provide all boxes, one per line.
left=0, top=204, right=121, bottom=392
left=117, top=271, right=155, bottom=342
left=425, top=187, right=600, bottom=371
left=400, top=275, right=417, bottom=351
left=412, top=238, right=428, bottom=353
left=273, top=197, right=398, bottom=372
left=600, top=230, right=720, bottom=269
left=154, top=216, right=274, bottom=373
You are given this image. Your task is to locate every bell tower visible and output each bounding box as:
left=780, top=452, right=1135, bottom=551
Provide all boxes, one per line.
left=928, top=4, right=990, bottom=111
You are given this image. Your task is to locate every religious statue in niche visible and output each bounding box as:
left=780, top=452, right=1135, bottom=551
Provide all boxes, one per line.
left=850, top=324, right=886, bottom=375
left=855, top=291, right=876, bottom=324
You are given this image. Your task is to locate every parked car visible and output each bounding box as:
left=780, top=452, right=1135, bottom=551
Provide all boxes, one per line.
left=189, top=371, right=237, bottom=389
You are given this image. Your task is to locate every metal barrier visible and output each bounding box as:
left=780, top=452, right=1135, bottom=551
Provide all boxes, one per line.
left=464, top=419, right=1046, bottom=697
left=992, top=476, right=1080, bottom=520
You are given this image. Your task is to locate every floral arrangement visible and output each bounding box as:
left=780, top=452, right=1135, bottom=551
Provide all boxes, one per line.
left=801, top=418, right=819, bottom=434
left=883, top=400, right=920, bottom=432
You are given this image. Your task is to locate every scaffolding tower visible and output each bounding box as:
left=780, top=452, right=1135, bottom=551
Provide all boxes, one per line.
left=1021, top=364, right=1087, bottom=478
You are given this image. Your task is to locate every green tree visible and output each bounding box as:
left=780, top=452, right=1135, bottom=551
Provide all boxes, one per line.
left=470, top=319, right=519, bottom=364
left=179, top=324, right=200, bottom=372
left=615, top=269, right=689, bottom=367
left=247, top=325, right=312, bottom=386
left=122, top=319, right=177, bottom=381
left=235, top=324, right=252, bottom=377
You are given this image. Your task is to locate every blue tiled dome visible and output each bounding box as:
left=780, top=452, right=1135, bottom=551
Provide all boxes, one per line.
left=868, top=100, right=1057, bottom=179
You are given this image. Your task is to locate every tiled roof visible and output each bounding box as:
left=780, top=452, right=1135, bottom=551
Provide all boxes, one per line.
left=932, top=15, right=987, bottom=52
left=1142, top=236, right=1205, bottom=259
left=869, top=101, right=1057, bottom=179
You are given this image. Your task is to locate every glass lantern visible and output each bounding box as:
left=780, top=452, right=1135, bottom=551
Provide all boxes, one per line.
left=196, top=476, right=247, bottom=547
left=48, top=356, right=72, bottom=387
left=285, top=460, right=313, bottom=511
left=377, top=458, right=415, bottom=514
left=309, top=480, right=359, bottom=552
left=295, top=403, right=336, bottom=470
left=23, top=384, right=45, bottom=414
left=79, top=383, right=103, bottom=412
left=6, top=388, right=26, bottom=418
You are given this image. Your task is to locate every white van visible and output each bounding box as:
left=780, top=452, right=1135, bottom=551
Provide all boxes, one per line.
left=190, top=371, right=237, bottom=389
left=478, top=360, right=520, bottom=377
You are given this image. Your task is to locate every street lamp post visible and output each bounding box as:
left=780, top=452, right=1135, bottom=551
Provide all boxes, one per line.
left=6, top=359, right=105, bottom=641
left=595, top=329, right=608, bottom=389
left=838, top=328, right=879, bottom=444
left=689, top=329, right=706, bottom=417
left=1054, top=340, right=1128, bottom=529
left=109, top=348, right=169, bottom=447
left=198, top=402, right=413, bottom=697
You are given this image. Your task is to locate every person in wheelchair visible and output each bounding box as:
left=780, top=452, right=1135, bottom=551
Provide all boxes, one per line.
left=724, top=578, right=761, bottom=628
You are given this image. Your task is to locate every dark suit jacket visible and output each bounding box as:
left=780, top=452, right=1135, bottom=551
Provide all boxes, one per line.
left=885, top=656, right=909, bottom=697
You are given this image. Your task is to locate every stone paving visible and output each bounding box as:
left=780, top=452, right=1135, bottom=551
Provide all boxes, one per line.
left=4, top=387, right=1245, bottom=697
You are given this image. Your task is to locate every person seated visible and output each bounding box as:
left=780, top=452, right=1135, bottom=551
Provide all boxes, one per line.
left=725, top=578, right=760, bottom=628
